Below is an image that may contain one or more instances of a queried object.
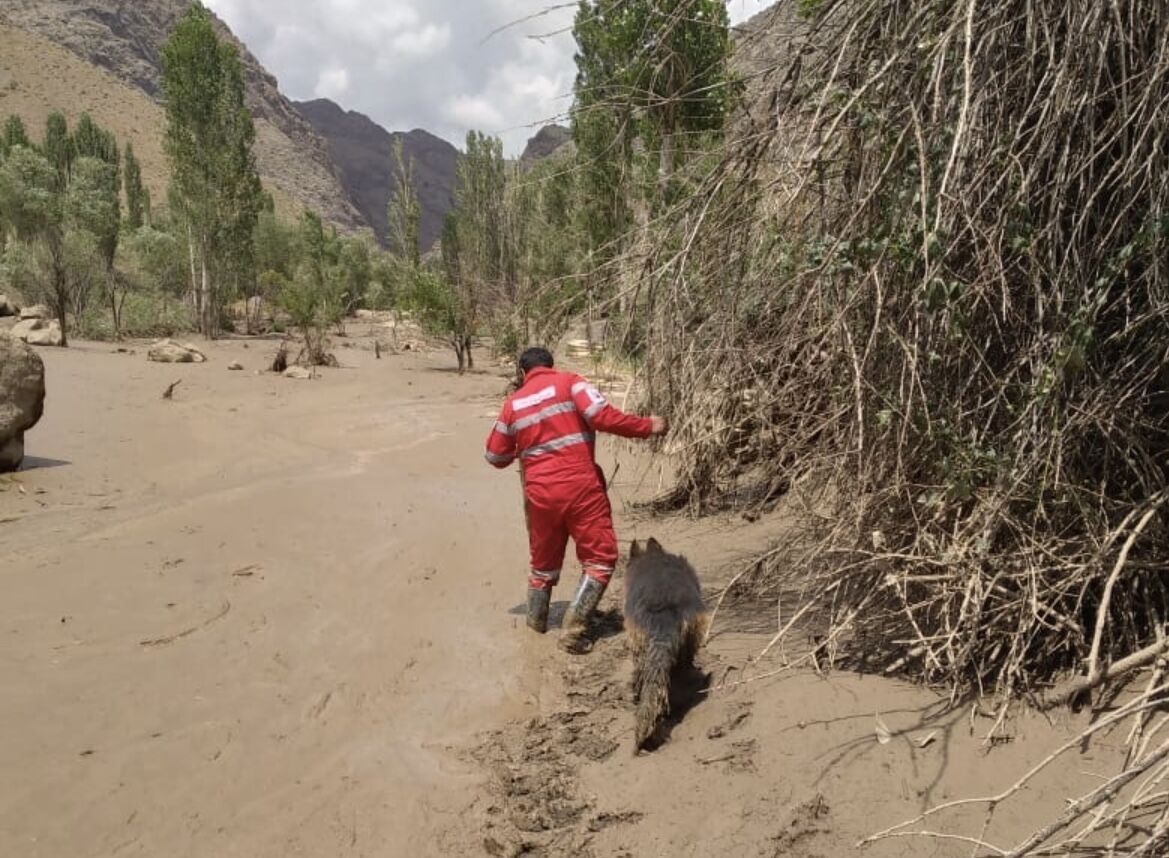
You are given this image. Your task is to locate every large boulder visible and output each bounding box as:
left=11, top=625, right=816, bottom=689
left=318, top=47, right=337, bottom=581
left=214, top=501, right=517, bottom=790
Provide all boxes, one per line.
left=0, top=294, right=19, bottom=317
left=19, top=304, right=49, bottom=320
left=10, top=317, right=63, bottom=346
left=0, top=333, right=46, bottom=472
left=148, top=339, right=207, bottom=364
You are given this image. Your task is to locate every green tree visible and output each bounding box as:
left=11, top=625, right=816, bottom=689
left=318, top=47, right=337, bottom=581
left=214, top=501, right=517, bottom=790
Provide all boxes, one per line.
left=162, top=1, right=263, bottom=337
left=2, top=115, right=30, bottom=156
left=123, top=142, right=148, bottom=230
left=387, top=139, right=421, bottom=267
left=572, top=0, right=734, bottom=199
left=69, top=155, right=124, bottom=330
left=0, top=145, right=68, bottom=340
left=42, top=112, right=76, bottom=192
left=0, top=143, right=116, bottom=345
left=124, top=226, right=188, bottom=298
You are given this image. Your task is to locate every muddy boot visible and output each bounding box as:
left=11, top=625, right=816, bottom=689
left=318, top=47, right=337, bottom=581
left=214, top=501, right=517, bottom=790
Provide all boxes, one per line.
left=526, top=587, right=551, bottom=634
left=560, top=575, right=606, bottom=654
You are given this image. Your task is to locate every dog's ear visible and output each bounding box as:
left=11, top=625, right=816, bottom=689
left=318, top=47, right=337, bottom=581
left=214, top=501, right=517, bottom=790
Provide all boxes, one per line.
left=646, top=537, right=663, bottom=554
left=630, top=540, right=642, bottom=559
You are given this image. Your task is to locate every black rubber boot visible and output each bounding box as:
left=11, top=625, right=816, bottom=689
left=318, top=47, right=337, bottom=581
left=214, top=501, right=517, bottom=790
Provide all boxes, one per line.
left=560, top=575, right=606, bottom=654
left=526, top=587, right=551, bottom=634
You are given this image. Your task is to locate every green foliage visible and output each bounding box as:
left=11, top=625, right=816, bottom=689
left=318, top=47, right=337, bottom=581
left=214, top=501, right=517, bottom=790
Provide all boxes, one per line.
left=387, top=139, right=421, bottom=266
left=162, top=1, right=263, bottom=336
left=253, top=210, right=298, bottom=280
left=1, top=115, right=30, bottom=156
left=42, top=112, right=74, bottom=189
left=123, top=226, right=188, bottom=297
left=279, top=262, right=339, bottom=365
left=0, top=145, right=60, bottom=241
left=76, top=289, right=195, bottom=340
left=572, top=0, right=734, bottom=199
left=123, top=142, right=147, bottom=230
left=68, top=156, right=120, bottom=270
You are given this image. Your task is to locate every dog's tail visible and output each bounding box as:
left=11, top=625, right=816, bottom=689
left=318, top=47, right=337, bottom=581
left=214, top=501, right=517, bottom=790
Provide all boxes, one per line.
left=634, top=619, right=682, bottom=750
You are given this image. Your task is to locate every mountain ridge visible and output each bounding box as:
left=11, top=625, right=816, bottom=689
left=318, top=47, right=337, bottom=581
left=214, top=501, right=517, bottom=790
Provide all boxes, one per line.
left=0, top=0, right=366, bottom=232
left=295, top=98, right=459, bottom=253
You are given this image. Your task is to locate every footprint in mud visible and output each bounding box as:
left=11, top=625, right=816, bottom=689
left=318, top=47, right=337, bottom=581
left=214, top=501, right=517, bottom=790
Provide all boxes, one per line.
left=473, top=717, right=598, bottom=857
left=698, top=738, right=759, bottom=773
left=707, top=700, right=754, bottom=740
left=760, top=793, right=831, bottom=857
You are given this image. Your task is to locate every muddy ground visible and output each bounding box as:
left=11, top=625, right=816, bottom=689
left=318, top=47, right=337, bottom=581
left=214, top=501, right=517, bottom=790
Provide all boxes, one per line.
left=0, top=327, right=1128, bottom=857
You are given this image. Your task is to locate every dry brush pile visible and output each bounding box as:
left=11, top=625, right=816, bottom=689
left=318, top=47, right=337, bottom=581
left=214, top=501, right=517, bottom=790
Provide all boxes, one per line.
left=625, top=0, right=1169, bottom=853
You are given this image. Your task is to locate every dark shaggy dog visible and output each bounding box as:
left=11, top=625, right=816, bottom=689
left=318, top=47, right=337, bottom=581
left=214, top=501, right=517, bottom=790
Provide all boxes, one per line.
left=624, top=538, right=708, bottom=751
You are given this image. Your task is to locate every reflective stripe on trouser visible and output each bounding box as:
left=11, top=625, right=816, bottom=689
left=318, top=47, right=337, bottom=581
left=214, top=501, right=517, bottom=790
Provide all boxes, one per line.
left=529, top=568, right=561, bottom=591
left=525, top=478, right=618, bottom=586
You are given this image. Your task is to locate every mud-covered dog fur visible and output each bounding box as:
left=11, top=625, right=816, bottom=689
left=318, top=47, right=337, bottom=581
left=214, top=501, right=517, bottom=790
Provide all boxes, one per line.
left=625, top=537, right=708, bottom=751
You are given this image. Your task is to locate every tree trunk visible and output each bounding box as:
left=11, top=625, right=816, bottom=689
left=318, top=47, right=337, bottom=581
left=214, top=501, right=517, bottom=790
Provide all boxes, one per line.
left=50, top=237, right=69, bottom=347
left=199, top=251, right=213, bottom=338
left=465, top=335, right=474, bottom=370
left=658, top=126, right=676, bottom=199
left=455, top=340, right=467, bottom=374
left=186, top=225, right=199, bottom=312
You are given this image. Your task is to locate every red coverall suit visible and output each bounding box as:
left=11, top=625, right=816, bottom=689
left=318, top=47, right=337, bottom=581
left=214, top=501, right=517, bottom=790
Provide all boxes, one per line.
left=484, top=366, right=653, bottom=590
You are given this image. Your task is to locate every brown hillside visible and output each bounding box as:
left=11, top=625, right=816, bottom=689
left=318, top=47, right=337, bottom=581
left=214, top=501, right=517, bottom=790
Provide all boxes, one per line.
left=0, top=24, right=170, bottom=205
left=0, top=0, right=366, bottom=232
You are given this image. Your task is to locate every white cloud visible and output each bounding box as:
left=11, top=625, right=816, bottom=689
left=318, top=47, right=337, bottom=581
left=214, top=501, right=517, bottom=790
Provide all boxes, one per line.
left=314, top=67, right=351, bottom=99
left=445, top=95, right=506, bottom=132
left=391, top=24, right=452, bottom=58
left=203, top=1, right=778, bottom=155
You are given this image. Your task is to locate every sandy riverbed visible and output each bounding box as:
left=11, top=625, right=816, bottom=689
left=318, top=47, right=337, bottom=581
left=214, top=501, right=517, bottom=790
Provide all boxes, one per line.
left=0, top=331, right=1125, bottom=857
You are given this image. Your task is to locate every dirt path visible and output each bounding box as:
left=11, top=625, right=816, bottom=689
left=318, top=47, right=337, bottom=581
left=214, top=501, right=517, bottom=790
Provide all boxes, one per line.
left=0, top=333, right=1125, bottom=857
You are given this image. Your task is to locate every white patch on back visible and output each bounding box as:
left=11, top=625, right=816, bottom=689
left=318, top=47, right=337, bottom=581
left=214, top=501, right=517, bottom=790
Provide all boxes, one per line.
left=513, top=385, right=558, bottom=411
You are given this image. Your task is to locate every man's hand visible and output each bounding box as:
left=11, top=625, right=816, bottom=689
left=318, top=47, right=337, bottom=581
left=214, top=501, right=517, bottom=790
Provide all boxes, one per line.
left=650, top=415, right=669, bottom=436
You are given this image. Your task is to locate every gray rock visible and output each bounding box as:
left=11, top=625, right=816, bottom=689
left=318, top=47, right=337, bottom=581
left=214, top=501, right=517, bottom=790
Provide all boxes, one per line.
left=19, top=304, right=49, bottom=320
left=0, top=333, right=46, bottom=472
left=0, top=434, right=24, bottom=471
left=0, top=294, right=19, bottom=317
left=10, top=318, right=63, bottom=346
left=25, top=320, right=64, bottom=347
left=148, top=339, right=207, bottom=364
left=283, top=365, right=313, bottom=380
left=228, top=361, right=244, bottom=371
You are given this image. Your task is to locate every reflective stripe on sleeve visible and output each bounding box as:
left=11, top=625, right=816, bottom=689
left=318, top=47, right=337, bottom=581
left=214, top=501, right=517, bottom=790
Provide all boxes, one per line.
left=582, top=400, right=606, bottom=422
left=485, top=450, right=515, bottom=465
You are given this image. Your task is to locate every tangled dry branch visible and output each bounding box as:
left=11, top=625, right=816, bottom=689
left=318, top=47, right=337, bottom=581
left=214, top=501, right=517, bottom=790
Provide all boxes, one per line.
left=608, top=0, right=1169, bottom=854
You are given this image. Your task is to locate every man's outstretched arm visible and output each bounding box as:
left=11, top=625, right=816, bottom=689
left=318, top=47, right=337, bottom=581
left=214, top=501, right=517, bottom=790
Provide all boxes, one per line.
left=570, top=377, right=667, bottom=439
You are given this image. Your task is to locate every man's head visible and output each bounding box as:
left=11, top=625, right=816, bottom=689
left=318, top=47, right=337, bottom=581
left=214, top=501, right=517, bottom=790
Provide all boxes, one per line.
left=519, top=347, right=554, bottom=377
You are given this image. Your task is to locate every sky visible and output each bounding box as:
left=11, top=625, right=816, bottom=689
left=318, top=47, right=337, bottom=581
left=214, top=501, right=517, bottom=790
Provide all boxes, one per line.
left=202, top=0, right=777, bottom=155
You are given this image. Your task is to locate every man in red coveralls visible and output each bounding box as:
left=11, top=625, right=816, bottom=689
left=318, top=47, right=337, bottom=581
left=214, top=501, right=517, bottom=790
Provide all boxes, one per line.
left=485, top=347, right=668, bottom=653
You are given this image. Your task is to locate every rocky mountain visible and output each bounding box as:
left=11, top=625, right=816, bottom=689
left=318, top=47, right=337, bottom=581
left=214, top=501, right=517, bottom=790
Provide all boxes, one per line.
left=520, top=125, right=573, bottom=163
left=295, top=99, right=458, bottom=254
left=0, top=0, right=366, bottom=232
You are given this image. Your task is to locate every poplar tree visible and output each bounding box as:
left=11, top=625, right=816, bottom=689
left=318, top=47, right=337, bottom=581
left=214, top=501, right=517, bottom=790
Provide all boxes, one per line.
left=162, top=1, right=262, bottom=337
left=123, top=142, right=148, bottom=230
left=386, top=139, right=421, bottom=267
